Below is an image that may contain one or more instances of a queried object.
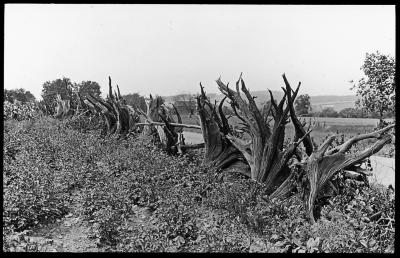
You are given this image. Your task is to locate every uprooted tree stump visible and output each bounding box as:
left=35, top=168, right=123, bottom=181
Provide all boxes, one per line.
left=303, top=123, right=395, bottom=223
left=215, top=73, right=313, bottom=196
left=81, top=77, right=204, bottom=153
left=200, top=73, right=395, bottom=223
left=135, top=94, right=204, bottom=154
left=196, top=83, right=250, bottom=175
left=82, top=76, right=140, bottom=138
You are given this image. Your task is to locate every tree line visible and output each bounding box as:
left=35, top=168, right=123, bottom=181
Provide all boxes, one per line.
left=3, top=51, right=395, bottom=120
left=3, top=78, right=147, bottom=117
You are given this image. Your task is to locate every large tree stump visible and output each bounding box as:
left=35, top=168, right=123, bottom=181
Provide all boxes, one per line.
left=197, top=83, right=249, bottom=173
left=208, top=73, right=394, bottom=223
left=304, top=124, right=395, bottom=223
left=215, top=74, right=311, bottom=194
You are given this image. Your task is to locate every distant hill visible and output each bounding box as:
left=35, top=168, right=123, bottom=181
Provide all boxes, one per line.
left=162, top=91, right=357, bottom=112
left=310, top=95, right=358, bottom=112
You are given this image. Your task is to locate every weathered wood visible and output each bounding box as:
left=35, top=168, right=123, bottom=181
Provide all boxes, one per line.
left=197, top=83, right=248, bottom=171
left=54, top=94, right=72, bottom=118
left=304, top=124, right=394, bottom=224
left=138, top=94, right=190, bottom=154
left=210, top=73, right=394, bottom=224
left=82, top=77, right=140, bottom=138
left=136, top=122, right=202, bottom=129
left=282, top=74, right=314, bottom=155
left=170, top=143, right=205, bottom=153
left=216, top=74, right=309, bottom=194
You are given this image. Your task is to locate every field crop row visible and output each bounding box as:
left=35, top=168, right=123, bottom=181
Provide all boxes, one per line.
left=3, top=117, right=395, bottom=253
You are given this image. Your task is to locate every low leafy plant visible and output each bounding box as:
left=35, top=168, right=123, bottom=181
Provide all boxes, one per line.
left=3, top=117, right=394, bottom=253
left=3, top=100, right=42, bottom=121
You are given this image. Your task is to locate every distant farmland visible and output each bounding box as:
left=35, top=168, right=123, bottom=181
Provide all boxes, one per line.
left=310, top=95, right=358, bottom=111
left=164, top=92, right=358, bottom=112
left=297, top=117, right=394, bottom=127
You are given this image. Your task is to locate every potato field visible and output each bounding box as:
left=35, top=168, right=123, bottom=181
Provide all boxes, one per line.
left=3, top=75, right=395, bottom=253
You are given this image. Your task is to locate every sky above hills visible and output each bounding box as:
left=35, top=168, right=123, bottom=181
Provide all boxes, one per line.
left=4, top=5, right=395, bottom=100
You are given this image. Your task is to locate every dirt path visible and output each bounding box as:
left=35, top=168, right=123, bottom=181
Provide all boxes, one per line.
left=27, top=190, right=104, bottom=252
left=23, top=189, right=155, bottom=252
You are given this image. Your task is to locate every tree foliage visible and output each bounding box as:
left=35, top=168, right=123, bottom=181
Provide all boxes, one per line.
left=123, top=93, right=147, bottom=111
left=4, top=88, right=36, bottom=104
left=319, top=107, right=339, bottom=118
left=172, top=94, right=196, bottom=117
left=295, top=94, right=311, bottom=116
left=338, top=107, right=366, bottom=118
left=351, top=51, right=395, bottom=118
left=41, top=78, right=102, bottom=115
left=75, top=81, right=101, bottom=99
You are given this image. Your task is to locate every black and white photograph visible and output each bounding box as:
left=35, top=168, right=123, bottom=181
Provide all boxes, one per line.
left=3, top=4, right=395, bottom=253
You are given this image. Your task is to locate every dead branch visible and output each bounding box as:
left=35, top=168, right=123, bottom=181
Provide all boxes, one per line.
left=325, top=124, right=395, bottom=155
left=282, top=74, right=313, bottom=155
left=136, top=122, right=201, bottom=129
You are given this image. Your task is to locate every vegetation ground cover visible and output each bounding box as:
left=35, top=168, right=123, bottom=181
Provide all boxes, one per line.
left=3, top=117, right=394, bottom=252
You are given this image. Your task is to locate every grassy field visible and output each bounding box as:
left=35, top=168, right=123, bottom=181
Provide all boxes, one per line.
left=298, top=117, right=394, bottom=127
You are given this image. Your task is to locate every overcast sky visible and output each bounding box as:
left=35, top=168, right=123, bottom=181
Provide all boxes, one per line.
left=4, top=4, right=395, bottom=100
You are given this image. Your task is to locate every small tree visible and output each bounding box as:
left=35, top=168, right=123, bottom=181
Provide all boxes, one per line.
left=351, top=51, right=395, bottom=119
left=295, top=94, right=311, bottom=116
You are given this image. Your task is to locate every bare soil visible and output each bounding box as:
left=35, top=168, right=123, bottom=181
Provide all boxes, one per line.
left=27, top=190, right=104, bottom=252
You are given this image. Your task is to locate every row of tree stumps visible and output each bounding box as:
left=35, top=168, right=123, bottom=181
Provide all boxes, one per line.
left=74, top=77, right=204, bottom=154
left=196, top=73, right=394, bottom=224
left=72, top=74, right=394, bottom=224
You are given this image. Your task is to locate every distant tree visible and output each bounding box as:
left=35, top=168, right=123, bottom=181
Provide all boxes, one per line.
left=319, top=107, right=339, bottom=118
left=41, top=78, right=103, bottom=115
left=75, top=81, right=102, bottom=99
left=41, top=77, right=74, bottom=115
left=172, top=93, right=196, bottom=117
left=351, top=51, right=395, bottom=119
left=295, top=94, right=311, bottom=116
left=4, top=88, right=36, bottom=103
left=123, top=93, right=147, bottom=111
left=70, top=81, right=102, bottom=113
left=338, top=107, right=367, bottom=118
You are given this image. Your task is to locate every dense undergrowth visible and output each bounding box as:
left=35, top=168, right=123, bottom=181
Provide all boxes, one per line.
left=3, top=117, right=395, bottom=252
